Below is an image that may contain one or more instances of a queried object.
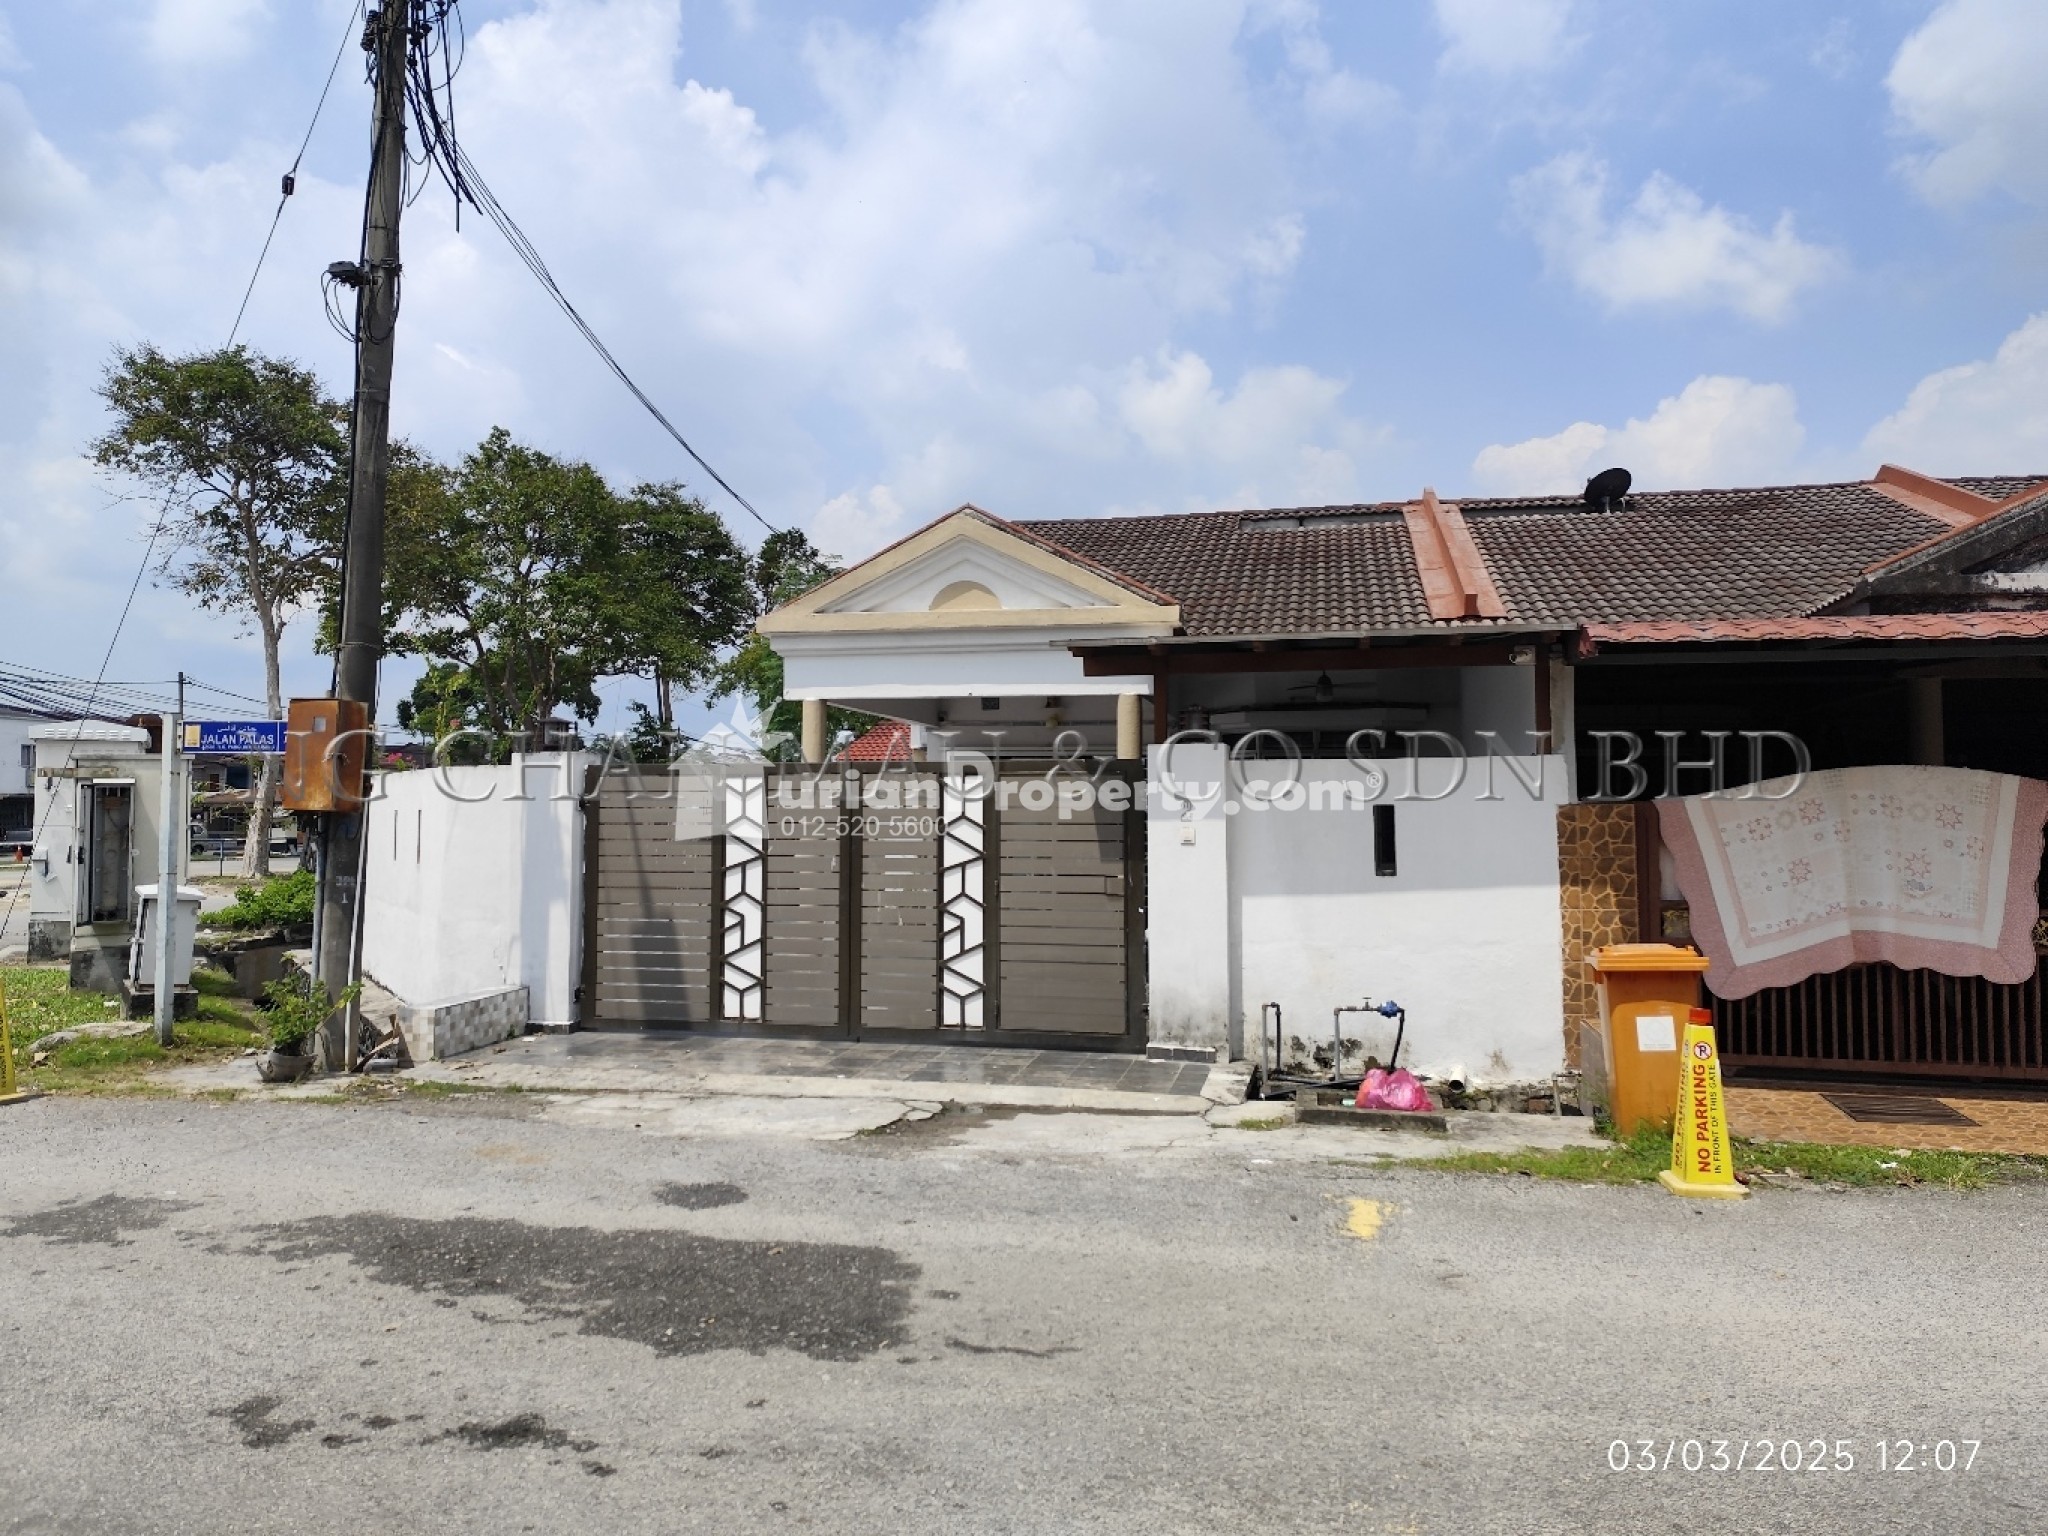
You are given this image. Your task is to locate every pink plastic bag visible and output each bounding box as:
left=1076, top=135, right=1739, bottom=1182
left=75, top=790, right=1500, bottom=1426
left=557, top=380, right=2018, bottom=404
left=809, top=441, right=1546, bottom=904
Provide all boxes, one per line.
left=1356, top=1067, right=1434, bottom=1112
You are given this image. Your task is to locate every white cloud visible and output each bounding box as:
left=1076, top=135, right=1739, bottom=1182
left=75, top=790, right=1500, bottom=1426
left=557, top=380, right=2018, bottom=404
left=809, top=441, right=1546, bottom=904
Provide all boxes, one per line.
left=812, top=484, right=913, bottom=561
left=1510, top=153, right=1840, bottom=323
left=1433, top=0, right=1574, bottom=74
left=1863, top=313, right=2048, bottom=474
left=1110, top=348, right=1380, bottom=509
left=1469, top=376, right=1807, bottom=495
left=144, top=0, right=271, bottom=67
left=1809, top=17, right=1856, bottom=81
left=1887, top=0, right=2048, bottom=206
left=809, top=347, right=1384, bottom=557
left=1248, top=0, right=1398, bottom=127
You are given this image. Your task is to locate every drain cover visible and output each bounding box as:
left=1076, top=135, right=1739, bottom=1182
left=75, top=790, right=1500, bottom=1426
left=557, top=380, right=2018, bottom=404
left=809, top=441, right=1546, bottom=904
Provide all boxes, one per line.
left=1820, top=1092, right=1978, bottom=1126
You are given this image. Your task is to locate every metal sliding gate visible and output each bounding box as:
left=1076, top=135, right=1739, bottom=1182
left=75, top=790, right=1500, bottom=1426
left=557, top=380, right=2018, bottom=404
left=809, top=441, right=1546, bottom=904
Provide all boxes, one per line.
left=583, top=763, right=1145, bottom=1049
left=1714, top=963, right=2048, bottom=1083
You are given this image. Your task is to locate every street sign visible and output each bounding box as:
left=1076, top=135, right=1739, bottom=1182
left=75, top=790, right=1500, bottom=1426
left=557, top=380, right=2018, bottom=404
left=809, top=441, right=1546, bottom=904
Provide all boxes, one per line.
left=182, top=721, right=287, bottom=755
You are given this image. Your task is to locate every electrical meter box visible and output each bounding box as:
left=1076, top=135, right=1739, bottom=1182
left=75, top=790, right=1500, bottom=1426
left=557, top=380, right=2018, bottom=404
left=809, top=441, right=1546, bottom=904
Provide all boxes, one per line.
left=282, top=698, right=370, bottom=813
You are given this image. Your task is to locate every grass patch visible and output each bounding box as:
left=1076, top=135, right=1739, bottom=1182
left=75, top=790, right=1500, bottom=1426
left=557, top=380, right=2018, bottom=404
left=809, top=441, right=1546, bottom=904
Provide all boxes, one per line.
left=3, top=961, right=266, bottom=1094
left=1, top=964, right=122, bottom=1040
left=1408, top=1123, right=2048, bottom=1190
left=1231, top=1116, right=1290, bottom=1131
left=397, top=1078, right=505, bottom=1098
left=1418, top=1124, right=1672, bottom=1184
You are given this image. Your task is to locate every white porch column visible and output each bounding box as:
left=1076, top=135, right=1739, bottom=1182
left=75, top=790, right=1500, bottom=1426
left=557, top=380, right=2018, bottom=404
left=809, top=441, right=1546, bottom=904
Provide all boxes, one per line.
left=1115, top=692, right=1141, bottom=761
left=801, top=698, right=827, bottom=763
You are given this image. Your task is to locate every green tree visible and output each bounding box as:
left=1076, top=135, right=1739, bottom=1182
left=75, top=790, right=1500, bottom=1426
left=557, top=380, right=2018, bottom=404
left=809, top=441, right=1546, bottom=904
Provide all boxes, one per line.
left=711, top=529, right=874, bottom=759
left=390, top=429, right=755, bottom=757
left=391, top=429, right=615, bottom=745
left=606, top=483, right=755, bottom=733
left=93, top=344, right=346, bottom=875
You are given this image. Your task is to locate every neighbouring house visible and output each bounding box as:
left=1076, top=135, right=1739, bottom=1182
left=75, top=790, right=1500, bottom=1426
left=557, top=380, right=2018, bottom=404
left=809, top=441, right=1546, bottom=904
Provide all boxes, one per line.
left=377, top=462, right=2048, bottom=1091
left=0, top=704, right=51, bottom=853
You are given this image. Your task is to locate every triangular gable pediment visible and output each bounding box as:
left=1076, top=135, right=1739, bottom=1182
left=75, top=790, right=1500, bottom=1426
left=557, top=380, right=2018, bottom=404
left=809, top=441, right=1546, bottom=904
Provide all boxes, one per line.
left=757, top=508, right=1180, bottom=636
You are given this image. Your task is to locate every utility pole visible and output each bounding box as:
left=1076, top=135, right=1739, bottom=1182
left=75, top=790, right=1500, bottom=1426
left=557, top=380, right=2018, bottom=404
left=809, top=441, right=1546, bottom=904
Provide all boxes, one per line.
left=314, top=0, right=408, bottom=1072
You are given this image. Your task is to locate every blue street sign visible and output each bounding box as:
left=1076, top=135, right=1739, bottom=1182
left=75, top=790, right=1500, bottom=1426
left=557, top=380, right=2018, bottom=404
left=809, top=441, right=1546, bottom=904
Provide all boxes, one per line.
left=182, top=721, right=287, bottom=755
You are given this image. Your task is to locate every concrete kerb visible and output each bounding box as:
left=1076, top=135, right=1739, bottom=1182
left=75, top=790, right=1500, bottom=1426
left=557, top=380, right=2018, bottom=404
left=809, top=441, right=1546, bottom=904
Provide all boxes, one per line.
left=404, top=1060, right=1210, bottom=1116
left=147, top=1059, right=1608, bottom=1168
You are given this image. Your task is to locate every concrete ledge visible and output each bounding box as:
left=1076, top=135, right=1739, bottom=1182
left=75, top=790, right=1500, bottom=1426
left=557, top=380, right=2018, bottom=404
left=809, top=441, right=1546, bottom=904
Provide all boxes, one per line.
left=392, top=985, right=529, bottom=1062
left=1146, top=1042, right=1221, bottom=1064
left=1293, top=1090, right=1448, bottom=1133
left=404, top=1058, right=1207, bottom=1116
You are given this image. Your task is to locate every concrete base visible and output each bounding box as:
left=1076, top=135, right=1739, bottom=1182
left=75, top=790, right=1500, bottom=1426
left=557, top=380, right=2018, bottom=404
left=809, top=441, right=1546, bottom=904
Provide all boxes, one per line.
left=389, top=984, right=529, bottom=1062
left=68, top=941, right=128, bottom=994
left=201, top=941, right=293, bottom=1001
left=26, top=917, right=70, bottom=963
left=1293, top=1090, right=1449, bottom=1133
left=119, top=983, right=198, bottom=1022
left=1146, top=1042, right=1220, bottom=1064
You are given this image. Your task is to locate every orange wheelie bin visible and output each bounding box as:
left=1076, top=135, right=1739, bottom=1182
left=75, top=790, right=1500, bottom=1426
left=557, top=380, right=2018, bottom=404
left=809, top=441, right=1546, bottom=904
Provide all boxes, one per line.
left=1585, top=943, right=1713, bottom=1136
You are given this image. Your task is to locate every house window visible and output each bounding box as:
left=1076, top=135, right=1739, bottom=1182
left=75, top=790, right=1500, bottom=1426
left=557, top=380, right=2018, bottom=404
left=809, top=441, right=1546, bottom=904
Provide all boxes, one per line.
left=1372, top=804, right=1397, bottom=877
left=79, top=781, right=135, bottom=926
left=18, top=744, right=30, bottom=792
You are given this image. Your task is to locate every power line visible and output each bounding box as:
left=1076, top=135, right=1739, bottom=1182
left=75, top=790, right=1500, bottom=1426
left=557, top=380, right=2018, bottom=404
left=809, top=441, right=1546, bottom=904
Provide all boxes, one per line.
left=398, top=2, right=782, bottom=536
left=0, top=664, right=268, bottom=717
left=228, top=0, right=366, bottom=345
left=450, top=142, right=782, bottom=536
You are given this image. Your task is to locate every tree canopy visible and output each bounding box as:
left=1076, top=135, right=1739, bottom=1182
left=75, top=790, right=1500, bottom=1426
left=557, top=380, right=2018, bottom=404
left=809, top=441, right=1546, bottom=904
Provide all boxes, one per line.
left=710, top=527, right=876, bottom=758
left=390, top=427, right=757, bottom=751
left=93, top=343, right=348, bottom=872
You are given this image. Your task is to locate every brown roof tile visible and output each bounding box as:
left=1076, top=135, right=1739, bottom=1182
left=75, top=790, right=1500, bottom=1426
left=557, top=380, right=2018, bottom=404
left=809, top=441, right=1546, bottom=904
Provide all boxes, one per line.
left=1015, top=509, right=1434, bottom=635
left=1014, top=479, right=1990, bottom=635
left=1583, top=614, right=2048, bottom=646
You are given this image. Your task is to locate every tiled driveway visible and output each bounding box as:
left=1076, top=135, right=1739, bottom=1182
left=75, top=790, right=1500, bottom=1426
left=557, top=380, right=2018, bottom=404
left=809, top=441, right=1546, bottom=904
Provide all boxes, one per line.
left=1727, top=1082, right=2048, bottom=1155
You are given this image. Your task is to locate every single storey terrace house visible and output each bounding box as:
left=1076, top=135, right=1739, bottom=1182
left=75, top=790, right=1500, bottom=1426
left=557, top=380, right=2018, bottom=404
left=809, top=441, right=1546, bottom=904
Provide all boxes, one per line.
left=567, top=461, right=2048, bottom=1092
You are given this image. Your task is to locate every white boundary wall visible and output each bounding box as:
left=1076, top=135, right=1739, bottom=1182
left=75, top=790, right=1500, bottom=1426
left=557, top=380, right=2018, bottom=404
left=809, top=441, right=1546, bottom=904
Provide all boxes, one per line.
left=1147, top=746, right=1567, bottom=1082
left=361, top=754, right=587, bottom=1027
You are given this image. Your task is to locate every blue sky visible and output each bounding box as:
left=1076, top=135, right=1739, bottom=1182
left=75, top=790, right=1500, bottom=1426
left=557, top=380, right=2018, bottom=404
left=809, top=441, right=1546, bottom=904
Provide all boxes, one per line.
left=2, top=0, right=2045, bottom=734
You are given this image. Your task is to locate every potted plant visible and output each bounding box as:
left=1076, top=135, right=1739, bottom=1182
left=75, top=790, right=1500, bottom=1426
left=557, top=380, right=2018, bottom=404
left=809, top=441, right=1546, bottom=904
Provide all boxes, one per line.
left=256, top=974, right=360, bottom=1083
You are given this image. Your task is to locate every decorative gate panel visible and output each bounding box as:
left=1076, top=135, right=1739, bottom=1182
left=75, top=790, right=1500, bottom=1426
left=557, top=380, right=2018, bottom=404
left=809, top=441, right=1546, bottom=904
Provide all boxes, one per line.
left=588, top=772, right=717, bottom=1025
left=996, top=779, right=1133, bottom=1036
left=583, top=761, right=1144, bottom=1047
left=760, top=769, right=845, bottom=1031
left=859, top=813, right=942, bottom=1032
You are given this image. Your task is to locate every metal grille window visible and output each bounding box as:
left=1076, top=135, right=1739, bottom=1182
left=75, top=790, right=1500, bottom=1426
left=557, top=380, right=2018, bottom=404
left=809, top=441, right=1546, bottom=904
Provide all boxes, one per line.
left=79, top=781, right=135, bottom=926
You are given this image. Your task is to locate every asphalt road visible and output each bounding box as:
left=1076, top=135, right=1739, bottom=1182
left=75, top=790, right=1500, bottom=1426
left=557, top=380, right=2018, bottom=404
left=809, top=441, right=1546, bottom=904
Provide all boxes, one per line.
left=1, top=1094, right=2042, bottom=1535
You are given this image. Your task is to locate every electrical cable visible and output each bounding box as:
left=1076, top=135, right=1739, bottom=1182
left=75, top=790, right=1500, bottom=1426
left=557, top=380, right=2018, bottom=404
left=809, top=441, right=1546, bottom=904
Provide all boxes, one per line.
left=0, top=664, right=268, bottom=716
left=397, top=1, right=782, bottom=535
left=228, top=0, right=367, bottom=345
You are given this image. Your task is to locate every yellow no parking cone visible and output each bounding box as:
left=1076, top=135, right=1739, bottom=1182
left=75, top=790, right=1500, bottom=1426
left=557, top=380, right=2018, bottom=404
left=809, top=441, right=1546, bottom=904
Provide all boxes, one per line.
left=1, top=974, right=41, bottom=1106
left=1658, top=1012, right=1746, bottom=1199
